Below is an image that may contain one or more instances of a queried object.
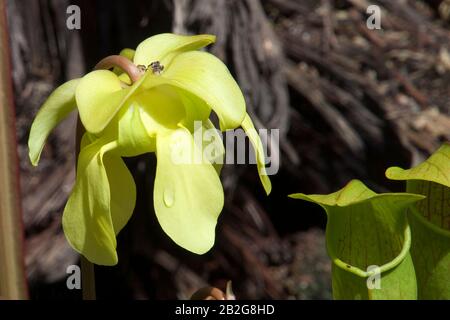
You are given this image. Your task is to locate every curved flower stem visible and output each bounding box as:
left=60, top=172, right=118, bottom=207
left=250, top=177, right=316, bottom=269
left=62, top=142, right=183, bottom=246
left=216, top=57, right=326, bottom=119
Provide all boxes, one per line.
left=94, top=55, right=145, bottom=83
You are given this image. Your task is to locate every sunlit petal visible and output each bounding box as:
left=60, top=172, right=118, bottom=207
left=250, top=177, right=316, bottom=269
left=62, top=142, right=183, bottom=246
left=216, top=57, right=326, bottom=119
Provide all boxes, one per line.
left=241, top=114, right=272, bottom=195
left=145, top=51, right=246, bottom=130
left=104, top=153, right=136, bottom=235
left=134, top=33, right=215, bottom=67
left=62, top=137, right=119, bottom=265
left=28, top=79, right=80, bottom=166
left=153, top=127, right=224, bottom=254
left=76, top=70, right=130, bottom=134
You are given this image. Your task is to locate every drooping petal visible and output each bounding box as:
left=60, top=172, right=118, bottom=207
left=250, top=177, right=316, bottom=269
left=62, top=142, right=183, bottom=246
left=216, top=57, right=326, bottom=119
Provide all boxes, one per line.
left=62, top=137, right=119, bottom=265
left=76, top=70, right=130, bottom=134
left=28, top=79, right=80, bottom=166
left=134, top=33, right=216, bottom=67
left=241, top=114, right=272, bottom=195
left=196, top=119, right=224, bottom=174
left=145, top=51, right=246, bottom=130
left=103, top=153, right=136, bottom=235
left=77, top=132, right=137, bottom=235
left=153, top=127, right=224, bottom=254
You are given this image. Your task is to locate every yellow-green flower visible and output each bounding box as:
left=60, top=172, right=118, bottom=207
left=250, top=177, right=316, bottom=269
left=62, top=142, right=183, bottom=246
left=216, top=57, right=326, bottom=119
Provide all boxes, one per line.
left=28, top=33, right=271, bottom=265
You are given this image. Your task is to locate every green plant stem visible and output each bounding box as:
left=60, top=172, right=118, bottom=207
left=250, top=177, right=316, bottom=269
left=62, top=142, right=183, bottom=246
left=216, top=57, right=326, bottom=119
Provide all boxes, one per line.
left=0, top=0, right=28, bottom=300
left=81, top=256, right=96, bottom=300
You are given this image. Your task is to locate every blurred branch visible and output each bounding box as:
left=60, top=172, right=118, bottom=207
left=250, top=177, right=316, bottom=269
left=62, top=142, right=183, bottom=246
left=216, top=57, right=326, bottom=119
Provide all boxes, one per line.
left=0, top=0, right=28, bottom=300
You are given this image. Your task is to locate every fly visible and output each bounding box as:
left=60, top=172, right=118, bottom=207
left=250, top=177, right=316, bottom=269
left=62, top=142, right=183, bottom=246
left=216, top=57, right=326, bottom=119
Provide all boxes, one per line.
left=149, top=61, right=164, bottom=75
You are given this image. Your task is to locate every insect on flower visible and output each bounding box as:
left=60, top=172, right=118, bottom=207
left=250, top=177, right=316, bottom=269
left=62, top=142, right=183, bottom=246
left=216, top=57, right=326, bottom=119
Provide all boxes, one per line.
left=136, top=64, right=148, bottom=73
left=28, top=33, right=271, bottom=266
left=149, top=61, right=164, bottom=74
